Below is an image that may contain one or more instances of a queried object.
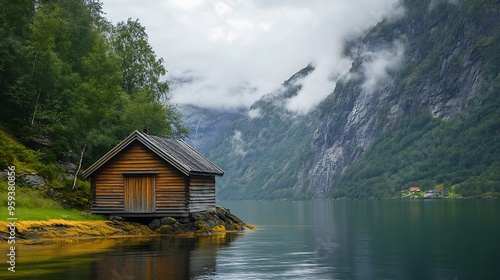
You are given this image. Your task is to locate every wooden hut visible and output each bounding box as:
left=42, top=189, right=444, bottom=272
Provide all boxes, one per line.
left=83, top=130, right=224, bottom=217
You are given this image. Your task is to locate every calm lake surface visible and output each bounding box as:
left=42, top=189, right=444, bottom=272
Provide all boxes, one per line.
left=2, top=200, right=500, bottom=279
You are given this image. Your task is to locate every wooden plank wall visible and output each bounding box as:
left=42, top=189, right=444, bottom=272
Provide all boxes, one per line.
left=91, top=141, right=189, bottom=216
left=189, top=175, right=216, bottom=213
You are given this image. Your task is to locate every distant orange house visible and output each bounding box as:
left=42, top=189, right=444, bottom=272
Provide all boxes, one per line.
left=409, top=186, right=421, bottom=192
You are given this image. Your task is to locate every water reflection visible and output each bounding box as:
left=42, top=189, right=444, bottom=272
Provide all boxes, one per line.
left=92, top=235, right=240, bottom=280
left=1, top=233, right=241, bottom=280
left=220, top=200, right=500, bottom=280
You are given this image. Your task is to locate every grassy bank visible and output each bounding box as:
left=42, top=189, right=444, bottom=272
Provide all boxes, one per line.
left=0, top=207, right=105, bottom=221
left=0, top=219, right=158, bottom=244
left=1, top=125, right=95, bottom=222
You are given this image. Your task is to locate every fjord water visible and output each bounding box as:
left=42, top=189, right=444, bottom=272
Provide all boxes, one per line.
left=2, top=200, right=499, bottom=279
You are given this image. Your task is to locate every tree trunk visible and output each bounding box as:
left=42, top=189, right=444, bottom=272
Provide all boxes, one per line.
left=30, top=87, right=41, bottom=127
left=72, top=145, right=86, bottom=190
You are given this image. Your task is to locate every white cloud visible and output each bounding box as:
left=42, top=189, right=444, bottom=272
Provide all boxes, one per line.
left=214, top=2, right=233, bottom=17
left=361, top=40, right=406, bottom=94
left=285, top=57, right=353, bottom=114
left=169, top=0, right=205, bottom=10
left=231, top=130, right=246, bottom=156
left=102, top=0, right=404, bottom=111
left=283, top=0, right=404, bottom=114
left=248, top=108, right=262, bottom=119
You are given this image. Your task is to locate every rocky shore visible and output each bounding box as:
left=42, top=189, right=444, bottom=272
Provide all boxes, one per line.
left=145, top=205, right=255, bottom=235
left=0, top=206, right=253, bottom=244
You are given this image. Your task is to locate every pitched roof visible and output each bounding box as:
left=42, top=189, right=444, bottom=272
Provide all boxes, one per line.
left=83, top=130, right=224, bottom=178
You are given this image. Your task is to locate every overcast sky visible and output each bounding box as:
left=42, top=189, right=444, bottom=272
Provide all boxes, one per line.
left=102, top=0, right=404, bottom=113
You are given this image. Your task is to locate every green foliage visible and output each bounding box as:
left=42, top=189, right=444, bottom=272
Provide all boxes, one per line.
left=0, top=126, right=93, bottom=211
left=0, top=0, right=187, bottom=168
left=0, top=126, right=39, bottom=173
left=0, top=1, right=188, bottom=213
left=0, top=181, right=61, bottom=210
left=121, top=91, right=188, bottom=139
left=112, top=18, right=169, bottom=99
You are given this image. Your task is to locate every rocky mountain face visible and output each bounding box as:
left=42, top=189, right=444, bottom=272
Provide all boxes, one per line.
left=188, top=0, right=500, bottom=199
left=296, top=0, right=497, bottom=197
left=179, top=105, right=245, bottom=154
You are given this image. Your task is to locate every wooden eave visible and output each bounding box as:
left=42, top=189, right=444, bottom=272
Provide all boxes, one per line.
left=83, top=130, right=224, bottom=178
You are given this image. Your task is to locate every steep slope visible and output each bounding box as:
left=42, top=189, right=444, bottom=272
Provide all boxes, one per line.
left=299, top=0, right=500, bottom=198
left=207, top=0, right=500, bottom=199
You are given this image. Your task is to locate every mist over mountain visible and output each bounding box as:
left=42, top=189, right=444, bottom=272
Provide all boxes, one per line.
left=179, top=105, right=245, bottom=154
left=183, top=0, right=500, bottom=199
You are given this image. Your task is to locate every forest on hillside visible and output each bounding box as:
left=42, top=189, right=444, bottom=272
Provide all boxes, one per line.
left=0, top=0, right=187, bottom=170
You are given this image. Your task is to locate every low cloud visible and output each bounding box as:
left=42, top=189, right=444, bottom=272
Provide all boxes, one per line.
left=283, top=0, right=404, bottom=114
left=231, top=130, right=247, bottom=156
left=248, top=108, right=262, bottom=119
left=285, top=57, right=352, bottom=114
left=361, top=40, right=406, bottom=94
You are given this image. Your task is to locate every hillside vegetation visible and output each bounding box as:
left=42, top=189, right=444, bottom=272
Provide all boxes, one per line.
left=331, top=86, right=500, bottom=199
left=0, top=0, right=187, bottom=167
left=0, top=0, right=187, bottom=213
left=0, top=126, right=92, bottom=216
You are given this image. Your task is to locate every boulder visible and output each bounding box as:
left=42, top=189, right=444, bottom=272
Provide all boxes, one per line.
left=148, top=219, right=161, bottom=230
left=159, top=225, right=176, bottom=235
left=19, top=173, right=46, bottom=188
left=160, top=217, right=177, bottom=226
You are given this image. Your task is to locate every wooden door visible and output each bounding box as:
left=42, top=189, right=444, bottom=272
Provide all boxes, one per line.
left=125, top=175, right=155, bottom=213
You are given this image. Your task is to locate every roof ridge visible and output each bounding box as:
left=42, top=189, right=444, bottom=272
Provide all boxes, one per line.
left=141, top=133, right=193, bottom=173
left=177, top=139, right=224, bottom=174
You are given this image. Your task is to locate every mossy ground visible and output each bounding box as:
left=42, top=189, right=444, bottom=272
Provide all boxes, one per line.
left=0, top=220, right=158, bottom=244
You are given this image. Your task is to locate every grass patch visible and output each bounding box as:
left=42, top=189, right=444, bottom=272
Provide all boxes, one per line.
left=0, top=208, right=105, bottom=221
left=1, top=178, right=102, bottom=221
left=0, top=181, right=61, bottom=208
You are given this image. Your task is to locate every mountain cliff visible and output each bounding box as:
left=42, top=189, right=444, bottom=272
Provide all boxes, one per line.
left=179, top=105, right=245, bottom=154
left=201, top=0, right=499, bottom=199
